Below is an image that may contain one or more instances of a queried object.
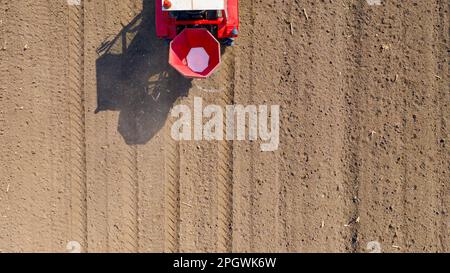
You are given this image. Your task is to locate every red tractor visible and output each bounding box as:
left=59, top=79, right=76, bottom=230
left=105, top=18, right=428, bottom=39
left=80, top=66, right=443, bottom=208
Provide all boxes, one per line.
left=156, top=0, right=239, bottom=78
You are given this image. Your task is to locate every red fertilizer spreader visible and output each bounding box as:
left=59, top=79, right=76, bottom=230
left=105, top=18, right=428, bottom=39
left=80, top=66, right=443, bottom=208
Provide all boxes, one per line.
left=156, top=0, right=239, bottom=78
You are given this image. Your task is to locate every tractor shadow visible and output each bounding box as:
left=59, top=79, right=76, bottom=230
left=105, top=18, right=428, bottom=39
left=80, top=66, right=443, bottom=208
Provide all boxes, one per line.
left=95, top=0, right=192, bottom=145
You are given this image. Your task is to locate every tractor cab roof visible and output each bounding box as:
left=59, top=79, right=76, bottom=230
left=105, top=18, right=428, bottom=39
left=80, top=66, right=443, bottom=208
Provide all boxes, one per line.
left=162, top=0, right=225, bottom=11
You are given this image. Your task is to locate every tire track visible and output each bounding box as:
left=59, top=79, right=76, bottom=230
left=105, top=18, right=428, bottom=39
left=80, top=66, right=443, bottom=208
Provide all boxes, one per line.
left=238, top=0, right=285, bottom=252
left=232, top=0, right=258, bottom=251
left=35, top=0, right=53, bottom=249
left=247, top=0, right=257, bottom=252
left=116, top=0, right=140, bottom=253
left=216, top=50, right=236, bottom=252
left=118, top=145, right=140, bottom=252
left=67, top=1, right=87, bottom=252
left=164, top=129, right=180, bottom=253
left=45, top=0, right=74, bottom=252
left=343, top=1, right=365, bottom=252
left=276, top=0, right=296, bottom=252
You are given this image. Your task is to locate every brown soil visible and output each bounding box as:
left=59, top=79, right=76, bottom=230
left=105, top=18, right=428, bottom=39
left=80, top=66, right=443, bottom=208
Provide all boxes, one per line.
left=0, top=0, right=448, bottom=253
